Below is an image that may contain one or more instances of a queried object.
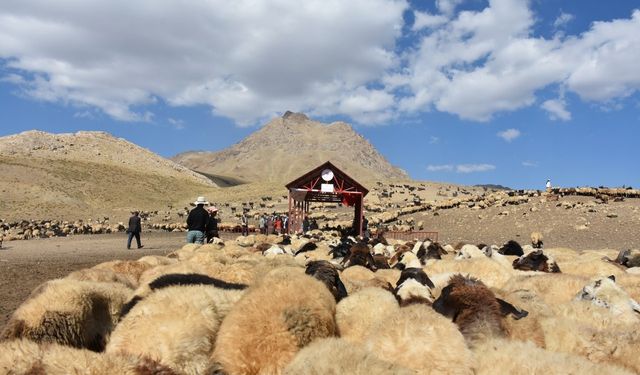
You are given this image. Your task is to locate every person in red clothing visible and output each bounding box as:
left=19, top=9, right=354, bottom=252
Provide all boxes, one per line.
left=274, top=215, right=283, bottom=235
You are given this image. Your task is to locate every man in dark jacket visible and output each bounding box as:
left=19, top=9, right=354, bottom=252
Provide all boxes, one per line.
left=187, top=196, right=209, bottom=244
left=127, top=211, right=143, bottom=249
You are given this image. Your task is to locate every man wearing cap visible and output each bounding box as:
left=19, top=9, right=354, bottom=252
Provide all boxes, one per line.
left=186, top=196, right=209, bottom=244
left=206, top=206, right=219, bottom=243
left=126, top=211, right=143, bottom=249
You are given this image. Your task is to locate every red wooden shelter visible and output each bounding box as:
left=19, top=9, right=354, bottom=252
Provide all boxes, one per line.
left=285, top=161, right=369, bottom=235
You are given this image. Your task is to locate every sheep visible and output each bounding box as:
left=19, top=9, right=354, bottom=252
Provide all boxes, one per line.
left=432, top=274, right=528, bottom=346
left=575, top=275, right=640, bottom=322
left=92, top=260, right=154, bottom=288
left=107, top=284, right=245, bottom=374
left=392, top=250, right=422, bottom=270
left=473, top=337, right=634, bottom=375
left=119, top=273, right=248, bottom=320
left=284, top=338, right=414, bottom=375
left=455, top=244, right=486, bottom=260
left=65, top=268, right=136, bottom=289
left=0, top=338, right=178, bottom=374
left=502, top=273, right=590, bottom=305
left=339, top=265, right=393, bottom=294
left=342, top=242, right=377, bottom=271
left=211, top=267, right=336, bottom=375
left=1, top=279, right=131, bottom=351
left=603, top=249, right=640, bottom=268
left=498, top=240, right=524, bottom=256
left=305, top=260, right=348, bottom=302
left=512, top=249, right=561, bottom=273
left=393, top=267, right=435, bottom=306
left=363, top=304, right=474, bottom=374
left=136, top=255, right=178, bottom=267
left=530, top=232, right=544, bottom=249
left=424, top=257, right=515, bottom=290
left=335, top=287, right=399, bottom=345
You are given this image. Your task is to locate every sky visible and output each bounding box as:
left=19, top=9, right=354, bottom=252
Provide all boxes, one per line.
left=1, top=0, right=639, bottom=189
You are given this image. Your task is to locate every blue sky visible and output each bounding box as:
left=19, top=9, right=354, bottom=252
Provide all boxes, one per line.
left=1, top=0, right=639, bottom=189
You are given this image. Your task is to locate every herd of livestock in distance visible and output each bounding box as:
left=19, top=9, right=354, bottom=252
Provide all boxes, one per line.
left=1, top=229, right=640, bottom=374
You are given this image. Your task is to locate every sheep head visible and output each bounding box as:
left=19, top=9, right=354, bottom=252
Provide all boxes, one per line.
left=305, top=260, right=348, bottom=302
left=512, top=250, right=561, bottom=273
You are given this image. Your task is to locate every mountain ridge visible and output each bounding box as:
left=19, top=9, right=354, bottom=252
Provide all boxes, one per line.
left=172, top=111, right=409, bottom=184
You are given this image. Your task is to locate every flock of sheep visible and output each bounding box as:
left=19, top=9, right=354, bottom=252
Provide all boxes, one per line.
left=1, top=230, right=640, bottom=374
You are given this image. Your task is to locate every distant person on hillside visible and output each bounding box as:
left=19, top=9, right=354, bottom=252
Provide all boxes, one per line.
left=126, top=211, right=143, bottom=249
left=546, top=179, right=552, bottom=192
left=206, top=206, right=219, bottom=243
left=186, top=196, right=209, bottom=244
left=241, top=210, right=249, bottom=236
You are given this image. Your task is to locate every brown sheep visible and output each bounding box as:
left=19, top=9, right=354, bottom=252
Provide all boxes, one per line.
left=342, top=243, right=377, bottom=271
left=305, top=260, right=348, bottom=302
left=432, top=274, right=528, bottom=345
left=512, top=250, right=561, bottom=273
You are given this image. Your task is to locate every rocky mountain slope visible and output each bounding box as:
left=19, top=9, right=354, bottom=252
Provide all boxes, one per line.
left=172, top=111, right=409, bottom=184
left=0, top=131, right=216, bottom=220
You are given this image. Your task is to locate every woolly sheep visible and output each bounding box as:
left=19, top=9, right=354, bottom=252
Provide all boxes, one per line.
left=1, top=279, right=131, bottom=351
left=424, top=257, right=515, bottom=290
left=211, top=267, right=336, bottom=375
left=363, top=304, right=474, bottom=374
left=393, top=268, right=435, bottom=306
left=502, top=273, right=589, bottom=305
left=107, top=284, right=245, bottom=374
left=305, top=260, right=348, bottom=302
left=432, top=274, right=528, bottom=346
left=0, top=339, right=178, bottom=375
left=66, top=268, right=136, bottom=289
left=92, top=260, right=154, bottom=288
left=284, top=338, right=414, bottom=375
left=530, top=232, right=544, bottom=249
left=335, top=287, right=399, bottom=345
left=575, top=275, right=640, bottom=322
left=473, top=337, right=634, bottom=375
left=512, top=250, right=561, bottom=273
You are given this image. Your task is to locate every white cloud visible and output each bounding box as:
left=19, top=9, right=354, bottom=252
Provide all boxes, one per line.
left=413, top=11, right=448, bottom=30
left=1, top=0, right=640, bottom=125
left=427, top=164, right=453, bottom=172
left=541, top=98, right=572, bottom=121
left=427, top=163, right=495, bottom=173
left=497, top=128, right=521, bottom=142
left=168, top=118, right=185, bottom=130
left=456, top=164, right=496, bottom=173
left=553, top=12, right=575, bottom=29
left=522, top=161, right=538, bottom=167
left=0, top=0, right=407, bottom=124
left=429, top=136, right=440, bottom=144
left=436, top=0, right=463, bottom=16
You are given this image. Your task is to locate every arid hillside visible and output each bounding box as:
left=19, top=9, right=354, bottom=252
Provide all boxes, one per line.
left=172, top=111, right=409, bottom=184
left=0, top=131, right=216, bottom=220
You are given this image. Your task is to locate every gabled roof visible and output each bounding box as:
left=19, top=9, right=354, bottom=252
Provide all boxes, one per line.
left=285, top=161, right=369, bottom=197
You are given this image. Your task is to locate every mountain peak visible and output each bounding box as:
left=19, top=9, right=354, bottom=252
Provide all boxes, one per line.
left=282, top=111, right=309, bottom=122
left=172, top=113, right=409, bottom=183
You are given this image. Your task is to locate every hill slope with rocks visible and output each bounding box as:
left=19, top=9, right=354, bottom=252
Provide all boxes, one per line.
left=172, top=111, right=409, bottom=184
left=0, top=130, right=216, bottom=220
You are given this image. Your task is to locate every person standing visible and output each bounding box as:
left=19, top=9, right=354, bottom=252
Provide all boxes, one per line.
left=302, top=216, right=310, bottom=234
left=274, top=215, right=282, bottom=235
left=186, top=196, right=209, bottom=244
left=546, top=179, right=552, bottom=192
left=206, top=206, right=219, bottom=243
left=241, top=210, right=249, bottom=236
left=126, top=211, right=143, bottom=249
left=259, top=214, right=266, bottom=235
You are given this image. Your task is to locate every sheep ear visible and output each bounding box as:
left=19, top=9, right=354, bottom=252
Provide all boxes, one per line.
left=607, top=275, right=616, bottom=282
left=497, top=298, right=529, bottom=320
left=631, top=300, right=640, bottom=314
